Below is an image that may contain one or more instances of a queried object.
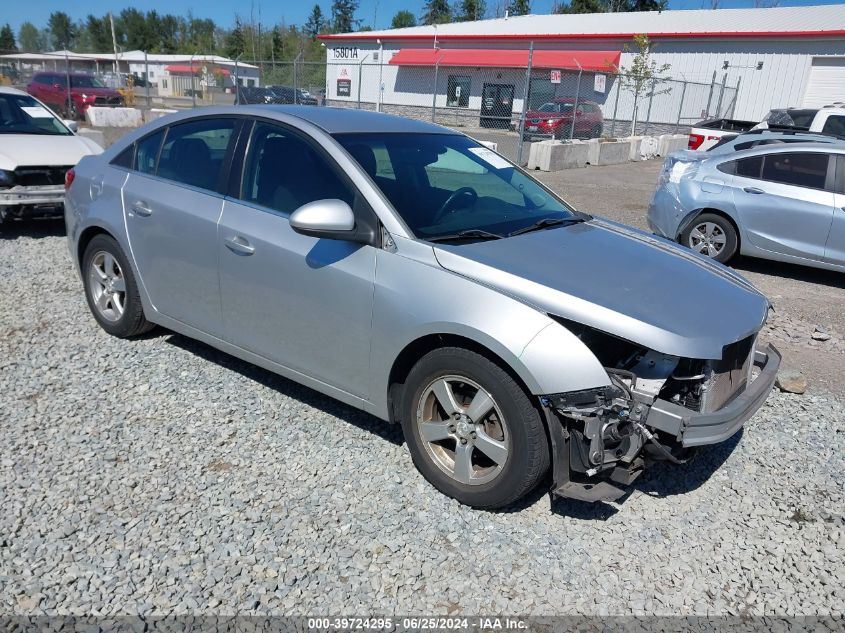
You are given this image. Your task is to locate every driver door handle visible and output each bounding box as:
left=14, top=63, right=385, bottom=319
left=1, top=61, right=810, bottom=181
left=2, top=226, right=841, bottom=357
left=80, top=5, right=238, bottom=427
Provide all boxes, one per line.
left=743, top=187, right=765, bottom=195
left=131, top=200, right=153, bottom=216
left=224, top=235, right=256, bottom=256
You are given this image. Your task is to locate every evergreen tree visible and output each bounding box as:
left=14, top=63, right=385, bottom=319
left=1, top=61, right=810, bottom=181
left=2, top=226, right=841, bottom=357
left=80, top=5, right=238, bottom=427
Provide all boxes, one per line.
left=455, top=0, right=487, bottom=21
left=391, top=10, right=417, bottom=28
left=48, top=11, right=76, bottom=49
left=507, top=0, right=531, bottom=16
left=225, top=19, right=246, bottom=59
left=421, top=0, right=452, bottom=25
left=0, top=24, right=16, bottom=52
left=305, top=5, right=326, bottom=39
left=331, top=0, right=359, bottom=33
left=18, top=22, right=44, bottom=52
left=83, top=15, right=112, bottom=52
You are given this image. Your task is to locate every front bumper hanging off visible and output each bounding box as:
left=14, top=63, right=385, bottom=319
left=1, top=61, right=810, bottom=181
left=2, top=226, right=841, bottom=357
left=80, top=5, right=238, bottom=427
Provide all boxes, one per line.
left=545, top=343, right=781, bottom=503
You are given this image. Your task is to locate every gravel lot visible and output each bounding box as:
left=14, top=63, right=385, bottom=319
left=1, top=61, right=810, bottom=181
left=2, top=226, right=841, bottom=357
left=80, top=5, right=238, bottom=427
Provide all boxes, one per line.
left=2, top=163, right=844, bottom=617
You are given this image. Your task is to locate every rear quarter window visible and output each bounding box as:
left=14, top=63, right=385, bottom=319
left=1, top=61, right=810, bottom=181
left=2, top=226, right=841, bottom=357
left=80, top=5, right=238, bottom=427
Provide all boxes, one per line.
left=760, top=152, right=829, bottom=190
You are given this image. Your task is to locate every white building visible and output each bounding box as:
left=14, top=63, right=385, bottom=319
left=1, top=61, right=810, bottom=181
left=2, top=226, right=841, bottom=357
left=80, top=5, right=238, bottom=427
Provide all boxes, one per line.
left=320, top=5, right=845, bottom=128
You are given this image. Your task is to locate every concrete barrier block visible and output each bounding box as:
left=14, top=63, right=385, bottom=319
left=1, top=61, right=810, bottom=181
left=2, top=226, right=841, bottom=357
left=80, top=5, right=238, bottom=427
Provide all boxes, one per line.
left=584, top=138, right=600, bottom=165
left=547, top=141, right=588, bottom=171
left=597, top=140, right=632, bottom=166
left=629, top=136, right=659, bottom=161
left=76, top=128, right=105, bottom=149
left=628, top=136, right=644, bottom=161
left=85, top=107, right=143, bottom=128
left=658, top=134, right=689, bottom=156
left=527, top=141, right=545, bottom=170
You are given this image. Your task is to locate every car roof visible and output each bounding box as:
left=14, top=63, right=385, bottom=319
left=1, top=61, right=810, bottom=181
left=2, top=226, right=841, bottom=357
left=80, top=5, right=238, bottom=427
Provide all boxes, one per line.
left=243, top=105, right=459, bottom=135
left=720, top=141, right=845, bottom=159
left=0, top=86, right=28, bottom=96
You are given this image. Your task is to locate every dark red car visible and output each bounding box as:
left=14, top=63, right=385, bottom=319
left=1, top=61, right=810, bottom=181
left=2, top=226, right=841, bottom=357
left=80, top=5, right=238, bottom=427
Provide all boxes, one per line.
left=523, top=97, right=604, bottom=140
left=27, top=72, right=123, bottom=119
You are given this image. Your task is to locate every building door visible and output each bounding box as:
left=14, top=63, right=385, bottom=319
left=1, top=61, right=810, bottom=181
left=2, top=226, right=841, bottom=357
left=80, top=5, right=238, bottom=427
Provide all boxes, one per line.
left=802, top=57, right=845, bottom=107
left=480, top=83, right=515, bottom=129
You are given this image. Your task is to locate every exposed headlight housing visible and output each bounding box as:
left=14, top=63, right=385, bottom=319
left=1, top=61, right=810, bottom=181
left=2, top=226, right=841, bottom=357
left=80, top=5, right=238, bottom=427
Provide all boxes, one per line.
left=0, top=169, right=14, bottom=187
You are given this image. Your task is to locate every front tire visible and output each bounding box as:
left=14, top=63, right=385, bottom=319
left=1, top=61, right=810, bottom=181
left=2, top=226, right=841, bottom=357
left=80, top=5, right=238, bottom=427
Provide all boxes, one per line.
left=400, top=347, right=549, bottom=509
left=680, top=212, right=738, bottom=264
left=82, top=234, right=154, bottom=338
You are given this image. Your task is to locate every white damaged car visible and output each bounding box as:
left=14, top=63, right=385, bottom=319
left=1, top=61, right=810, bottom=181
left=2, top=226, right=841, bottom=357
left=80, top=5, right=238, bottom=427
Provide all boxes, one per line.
left=0, top=86, right=103, bottom=223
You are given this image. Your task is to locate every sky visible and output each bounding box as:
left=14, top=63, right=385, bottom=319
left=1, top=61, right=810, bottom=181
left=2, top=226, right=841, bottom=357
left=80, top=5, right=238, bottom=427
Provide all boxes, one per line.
left=5, top=0, right=844, bottom=34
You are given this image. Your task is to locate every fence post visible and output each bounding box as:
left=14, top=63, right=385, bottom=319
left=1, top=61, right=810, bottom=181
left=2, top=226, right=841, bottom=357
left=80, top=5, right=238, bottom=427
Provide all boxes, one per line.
left=144, top=51, right=150, bottom=119
left=294, top=52, right=302, bottom=105
left=516, top=41, right=535, bottom=166
left=643, top=78, right=656, bottom=135
left=704, top=70, right=716, bottom=118
left=377, top=40, right=384, bottom=113
left=730, top=76, right=741, bottom=119
left=570, top=62, right=582, bottom=141
left=431, top=57, right=440, bottom=122
left=714, top=72, right=727, bottom=118
left=234, top=56, right=240, bottom=104
left=64, top=50, right=72, bottom=118
left=674, top=79, right=687, bottom=133
left=190, top=53, right=196, bottom=108
left=610, top=75, right=621, bottom=137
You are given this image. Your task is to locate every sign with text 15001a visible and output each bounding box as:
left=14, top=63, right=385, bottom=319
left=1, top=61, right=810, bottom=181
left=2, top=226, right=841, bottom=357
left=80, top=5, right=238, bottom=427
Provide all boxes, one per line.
left=550, top=70, right=561, bottom=84
left=594, top=74, right=606, bottom=93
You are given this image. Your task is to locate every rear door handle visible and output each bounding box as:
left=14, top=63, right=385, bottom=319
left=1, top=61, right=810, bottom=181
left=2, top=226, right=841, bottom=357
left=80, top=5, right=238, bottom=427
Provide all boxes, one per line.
left=743, top=187, right=765, bottom=195
left=131, top=200, right=153, bottom=216
left=224, top=235, right=256, bottom=256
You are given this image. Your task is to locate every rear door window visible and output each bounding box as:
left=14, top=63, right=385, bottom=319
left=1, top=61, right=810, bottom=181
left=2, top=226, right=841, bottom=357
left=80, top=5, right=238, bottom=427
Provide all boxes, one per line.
left=760, top=152, right=829, bottom=190
left=821, top=115, right=845, bottom=137
left=156, top=118, right=237, bottom=192
left=735, top=155, right=763, bottom=179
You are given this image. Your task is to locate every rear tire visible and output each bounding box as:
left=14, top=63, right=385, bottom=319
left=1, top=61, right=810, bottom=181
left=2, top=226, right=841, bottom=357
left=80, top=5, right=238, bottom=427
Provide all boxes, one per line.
left=400, top=347, right=549, bottom=509
left=82, top=234, right=154, bottom=338
left=680, top=212, right=738, bottom=264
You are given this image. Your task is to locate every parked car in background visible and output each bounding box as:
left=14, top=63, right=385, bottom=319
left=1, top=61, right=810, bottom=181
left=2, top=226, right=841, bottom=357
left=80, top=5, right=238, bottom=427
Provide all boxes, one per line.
left=648, top=142, right=845, bottom=271
left=688, top=105, right=845, bottom=151
left=523, top=98, right=603, bottom=140
left=235, top=85, right=318, bottom=106
left=706, top=128, right=844, bottom=154
left=0, top=87, right=103, bottom=223
left=27, top=72, right=124, bottom=119
left=65, top=106, right=779, bottom=510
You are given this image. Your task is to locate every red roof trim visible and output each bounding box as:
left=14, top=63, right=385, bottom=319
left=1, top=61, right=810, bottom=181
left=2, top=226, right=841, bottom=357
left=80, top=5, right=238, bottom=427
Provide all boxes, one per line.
left=165, top=64, right=231, bottom=76
left=389, top=48, right=621, bottom=71
left=320, top=29, right=845, bottom=41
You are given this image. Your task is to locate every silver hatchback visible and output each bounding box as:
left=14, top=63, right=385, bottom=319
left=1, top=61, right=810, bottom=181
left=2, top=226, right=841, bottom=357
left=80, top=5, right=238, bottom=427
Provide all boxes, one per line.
left=648, top=143, right=845, bottom=271
left=66, top=106, right=779, bottom=509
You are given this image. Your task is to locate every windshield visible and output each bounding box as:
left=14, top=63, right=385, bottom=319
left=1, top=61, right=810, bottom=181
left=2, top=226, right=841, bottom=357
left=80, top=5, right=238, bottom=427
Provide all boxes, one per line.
left=537, top=102, right=574, bottom=113
left=70, top=75, right=106, bottom=89
left=334, top=132, right=578, bottom=240
left=765, top=109, right=817, bottom=130
left=0, top=93, right=72, bottom=136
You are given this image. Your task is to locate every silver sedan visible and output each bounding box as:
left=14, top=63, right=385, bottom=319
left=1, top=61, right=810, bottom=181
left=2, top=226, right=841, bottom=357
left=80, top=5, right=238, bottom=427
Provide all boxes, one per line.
left=66, top=106, right=779, bottom=509
left=648, top=143, right=845, bottom=271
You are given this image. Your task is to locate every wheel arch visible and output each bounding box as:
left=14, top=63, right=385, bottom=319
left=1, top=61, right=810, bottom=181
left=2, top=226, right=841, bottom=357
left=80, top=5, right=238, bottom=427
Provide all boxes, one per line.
left=678, top=207, right=742, bottom=250
left=386, top=333, right=539, bottom=425
left=77, top=225, right=115, bottom=266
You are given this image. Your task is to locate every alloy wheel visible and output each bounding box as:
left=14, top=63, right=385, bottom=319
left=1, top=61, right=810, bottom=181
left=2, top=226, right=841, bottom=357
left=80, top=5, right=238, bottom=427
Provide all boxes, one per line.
left=689, top=221, right=727, bottom=258
left=415, top=375, right=510, bottom=486
left=88, top=251, right=127, bottom=322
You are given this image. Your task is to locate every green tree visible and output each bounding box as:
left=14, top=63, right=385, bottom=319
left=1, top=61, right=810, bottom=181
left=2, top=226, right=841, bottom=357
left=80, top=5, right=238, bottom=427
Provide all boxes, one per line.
left=225, top=19, right=246, bottom=59
left=305, top=5, right=326, bottom=39
left=554, top=0, right=607, bottom=12
left=82, top=15, right=112, bottom=52
left=391, top=10, right=417, bottom=28
left=18, top=22, right=44, bottom=52
left=158, top=15, right=181, bottom=53
left=617, top=34, right=671, bottom=135
left=0, top=23, right=16, bottom=52
left=421, top=0, right=452, bottom=24
left=271, top=25, right=285, bottom=59
left=624, top=0, right=667, bottom=9
left=48, top=11, right=76, bottom=49
left=455, top=0, right=486, bottom=21
left=331, top=0, right=359, bottom=33
left=507, top=0, right=530, bottom=15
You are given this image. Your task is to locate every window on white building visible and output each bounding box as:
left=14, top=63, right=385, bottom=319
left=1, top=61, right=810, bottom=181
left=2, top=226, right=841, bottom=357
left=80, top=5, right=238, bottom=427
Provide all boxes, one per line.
left=447, top=75, right=470, bottom=108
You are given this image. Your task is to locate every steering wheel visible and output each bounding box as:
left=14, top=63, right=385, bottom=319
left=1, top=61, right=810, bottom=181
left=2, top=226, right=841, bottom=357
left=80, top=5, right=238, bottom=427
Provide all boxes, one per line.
left=433, top=187, right=478, bottom=224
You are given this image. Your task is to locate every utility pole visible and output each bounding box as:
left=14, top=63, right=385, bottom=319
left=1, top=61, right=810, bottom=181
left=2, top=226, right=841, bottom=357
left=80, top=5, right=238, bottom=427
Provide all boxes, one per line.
left=109, top=12, right=119, bottom=75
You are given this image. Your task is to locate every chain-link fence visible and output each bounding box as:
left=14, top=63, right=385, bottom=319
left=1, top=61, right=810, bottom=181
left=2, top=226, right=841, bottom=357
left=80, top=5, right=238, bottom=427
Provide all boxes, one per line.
left=1, top=47, right=739, bottom=165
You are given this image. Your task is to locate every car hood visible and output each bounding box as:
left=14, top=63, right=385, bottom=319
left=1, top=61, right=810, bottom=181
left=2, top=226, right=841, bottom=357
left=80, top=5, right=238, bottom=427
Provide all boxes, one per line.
left=526, top=111, right=571, bottom=120
left=432, top=218, right=769, bottom=360
left=76, top=87, right=121, bottom=97
left=0, top=134, right=102, bottom=170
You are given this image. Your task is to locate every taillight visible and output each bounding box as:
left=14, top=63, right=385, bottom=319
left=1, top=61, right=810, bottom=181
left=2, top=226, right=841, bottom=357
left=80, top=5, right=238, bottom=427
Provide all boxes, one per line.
left=688, top=134, right=705, bottom=150
left=64, top=168, right=75, bottom=190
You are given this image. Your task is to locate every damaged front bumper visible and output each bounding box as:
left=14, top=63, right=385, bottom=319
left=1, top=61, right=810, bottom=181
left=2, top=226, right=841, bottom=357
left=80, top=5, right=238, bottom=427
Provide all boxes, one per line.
left=0, top=185, right=66, bottom=207
left=542, top=342, right=781, bottom=503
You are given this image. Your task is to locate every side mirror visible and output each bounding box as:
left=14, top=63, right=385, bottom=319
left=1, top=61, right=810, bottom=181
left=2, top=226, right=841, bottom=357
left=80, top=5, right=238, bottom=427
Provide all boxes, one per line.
left=63, top=119, right=78, bottom=133
left=289, top=199, right=356, bottom=240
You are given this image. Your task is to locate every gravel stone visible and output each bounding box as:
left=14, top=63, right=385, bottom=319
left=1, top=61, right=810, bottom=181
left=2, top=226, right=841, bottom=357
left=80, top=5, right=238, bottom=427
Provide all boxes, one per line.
left=1, top=222, right=843, bottom=616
